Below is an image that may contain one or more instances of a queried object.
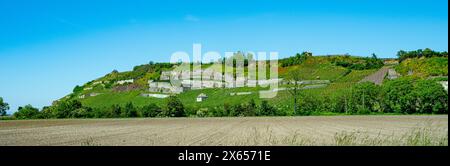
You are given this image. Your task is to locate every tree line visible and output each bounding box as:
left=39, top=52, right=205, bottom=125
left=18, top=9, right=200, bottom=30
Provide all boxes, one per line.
left=0, top=97, right=9, bottom=116
left=331, top=53, right=384, bottom=70
left=285, top=77, right=448, bottom=115
left=397, top=48, right=448, bottom=62
left=279, top=52, right=312, bottom=67
left=7, top=96, right=281, bottom=119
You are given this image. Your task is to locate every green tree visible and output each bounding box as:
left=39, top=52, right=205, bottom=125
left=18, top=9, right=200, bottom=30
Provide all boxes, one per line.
left=123, top=102, right=138, bottom=117
left=242, top=99, right=257, bottom=116
left=110, top=104, right=122, bottom=118
left=258, top=100, right=276, bottom=116
left=286, top=69, right=305, bottom=115
left=0, top=97, right=9, bottom=116
left=70, top=107, right=92, bottom=118
left=60, top=100, right=83, bottom=118
left=162, top=96, right=185, bottom=117
left=412, top=80, right=448, bottom=114
left=279, top=52, right=310, bottom=67
left=351, top=82, right=382, bottom=114
left=141, top=103, right=161, bottom=117
left=230, top=104, right=245, bottom=116
left=382, top=78, right=416, bottom=114
left=397, top=48, right=447, bottom=62
left=223, top=103, right=231, bottom=116
left=14, top=104, right=40, bottom=119
left=73, top=85, right=83, bottom=93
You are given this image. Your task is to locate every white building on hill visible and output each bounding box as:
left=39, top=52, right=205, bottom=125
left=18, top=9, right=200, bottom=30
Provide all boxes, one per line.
left=196, top=93, right=208, bottom=102
left=439, top=81, right=448, bottom=91
left=117, top=79, right=134, bottom=85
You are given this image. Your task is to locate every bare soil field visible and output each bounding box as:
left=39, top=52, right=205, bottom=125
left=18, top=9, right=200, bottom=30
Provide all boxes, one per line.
left=0, top=115, right=447, bottom=146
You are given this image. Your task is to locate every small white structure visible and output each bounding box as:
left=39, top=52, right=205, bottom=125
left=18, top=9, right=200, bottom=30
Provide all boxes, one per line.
left=230, top=92, right=252, bottom=96
left=117, top=79, right=134, bottom=85
left=83, top=87, right=93, bottom=91
left=196, top=93, right=208, bottom=102
left=387, top=69, right=400, bottom=80
left=92, top=81, right=102, bottom=85
left=258, top=78, right=284, bottom=86
left=408, top=70, right=413, bottom=76
left=439, top=81, right=448, bottom=91
left=141, top=93, right=169, bottom=98
left=282, top=79, right=329, bottom=85
left=89, top=93, right=101, bottom=97
left=302, top=84, right=328, bottom=89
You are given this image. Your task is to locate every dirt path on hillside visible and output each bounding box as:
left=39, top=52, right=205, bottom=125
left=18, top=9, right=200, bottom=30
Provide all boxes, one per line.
left=359, top=67, right=390, bottom=85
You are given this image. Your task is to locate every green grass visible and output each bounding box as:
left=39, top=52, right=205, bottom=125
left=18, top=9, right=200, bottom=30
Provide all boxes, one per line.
left=334, top=69, right=377, bottom=83
left=0, top=116, right=16, bottom=120
left=81, top=86, right=270, bottom=109
left=81, top=90, right=162, bottom=108
left=280, top=57, right=349, bottom=81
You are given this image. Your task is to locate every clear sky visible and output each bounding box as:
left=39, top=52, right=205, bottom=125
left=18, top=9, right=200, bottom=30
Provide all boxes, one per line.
left=0, top=0, right=448, bottom=113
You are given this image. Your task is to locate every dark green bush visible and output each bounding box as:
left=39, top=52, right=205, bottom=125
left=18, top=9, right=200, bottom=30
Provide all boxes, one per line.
left=161, top=96, right=185, bottom=117
left=140, top=103, right=161, bottom=117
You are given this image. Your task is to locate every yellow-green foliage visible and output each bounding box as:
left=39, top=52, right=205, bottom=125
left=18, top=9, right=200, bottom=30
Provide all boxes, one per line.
left=279, top=56, right=349, bottom=81
left=395, top=57, right=448, bottom=77
left=135, top=72, right=160, bottom=88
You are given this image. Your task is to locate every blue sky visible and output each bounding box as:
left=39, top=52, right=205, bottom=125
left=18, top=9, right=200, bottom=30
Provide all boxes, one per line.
left=0, top=0, right=448, bottom=113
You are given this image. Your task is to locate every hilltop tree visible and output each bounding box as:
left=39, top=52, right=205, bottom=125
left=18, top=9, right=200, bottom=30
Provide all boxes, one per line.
left=73, top=85, right=83, bottom=93
left=0, top=97, right=9, bottom=116
left=279, top=52, right=311, bottom=67
left=397, top=48, right=447, bottom=62
left=371, top=53, right=378, bottom=59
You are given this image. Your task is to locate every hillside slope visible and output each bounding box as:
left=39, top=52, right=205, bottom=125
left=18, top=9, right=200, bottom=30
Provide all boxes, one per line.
left=395, top=57, right=448, bottom=77
left=66, top=55, right=381, bottom=110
